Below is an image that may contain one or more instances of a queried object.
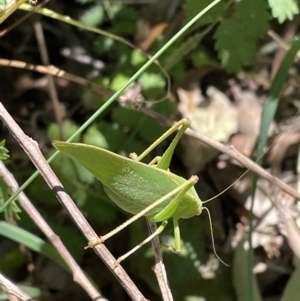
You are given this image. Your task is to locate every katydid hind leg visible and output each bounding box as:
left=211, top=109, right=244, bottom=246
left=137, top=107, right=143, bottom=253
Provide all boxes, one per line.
left=114, top=221, right=168, bottom=266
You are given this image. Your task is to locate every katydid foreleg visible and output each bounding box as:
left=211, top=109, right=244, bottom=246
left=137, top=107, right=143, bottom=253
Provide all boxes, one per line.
left=134, top=118, right=191, bottom=168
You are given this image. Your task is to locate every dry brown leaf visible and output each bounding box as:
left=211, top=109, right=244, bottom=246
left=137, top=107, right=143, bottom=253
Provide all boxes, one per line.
left=177, top=86, right=238, bottom=174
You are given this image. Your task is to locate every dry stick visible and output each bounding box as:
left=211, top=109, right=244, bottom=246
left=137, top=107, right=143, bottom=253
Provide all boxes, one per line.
left=137, top=107, right=300, bottom=201
left=33, top=21, right=65, bottom=139
left=0, top=162, right=105, bottom=301
left=146, top=219, right=173, bottom=301
left=0, top=103, right=148, bottom=301
left=0, top=59, right=112, bottom=97
left=268, top=29, right=300, bottom=59
left=0, top=273, right=34, bottom=301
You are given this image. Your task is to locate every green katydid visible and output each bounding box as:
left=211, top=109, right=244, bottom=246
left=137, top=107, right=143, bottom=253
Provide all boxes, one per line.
left=53, top=118, right=220, bottom=266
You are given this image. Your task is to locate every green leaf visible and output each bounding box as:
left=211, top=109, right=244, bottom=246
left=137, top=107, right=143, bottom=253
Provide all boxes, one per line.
left=163, top=32, right=205, bottom=70
left=268, top=0, right=299, bottom=23
left=0, top=140, right=9, bottom=160
left=110, top=73, right=131, bottom=91
left=214, top=0, right=270, bottom=72
left=281, top=257, right=300, bottom=301
left=0, top=176, right=21, bottom=220
left=191, top=51, right=210, bottom=67
left=131, top=49, right=147, bottom=66
left=47, top=121, right=80, bottom=141
left=233, top=240, right=262, bottom=301
left=112, top=107, right=166, bottom=146
left=83, top=125, right=109, bottom=149
left=83, top=120, right=146, bottom=155
left=0, top=221, right=68, bottom=271
left=80, top=5, right=104, bottom=27
left=138, top=72, right=165, bottom=98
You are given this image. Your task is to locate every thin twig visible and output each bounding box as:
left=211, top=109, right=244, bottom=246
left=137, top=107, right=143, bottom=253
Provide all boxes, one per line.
left=267, top=29, right=300, bottom=59
left=0, top=161, right=106, bottom=300
left=0, top=273, right=34, bottom=301
left=0, top=58, right=112, bottom=96
left=0, top=102, right=148, bottom=301
left=146, top=219, right=173, bottom=301
left=33, top=21, right=64, bottom=139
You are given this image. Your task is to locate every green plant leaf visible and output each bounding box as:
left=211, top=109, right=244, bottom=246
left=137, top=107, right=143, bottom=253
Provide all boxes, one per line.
left=47, top=121, right=80, bottom=141
left=233, top=240, right=262, bottom=301
left=110, top=73, right=131, bottom=91
left=281, top=257, right=300, bottom=301
left=0, top=176, right=21, bottom=220
left=80, top=5, right=104, bottom=27
left=83, top=121, right=145, bottom=155
left=214, top=0, right=270, bottom=72
left=0, top=140, right=9, bottom=160
left=138, top=72, right=165, bottom=98
left=164, top=32, right=205, bottom=70
left=0, top=221, right=68, bottom=270
left=268, top=0, right=299, bottom=23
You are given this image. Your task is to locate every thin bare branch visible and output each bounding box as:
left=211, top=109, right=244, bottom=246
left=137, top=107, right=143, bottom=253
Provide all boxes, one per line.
left=146, top=219, right=174, bottom=301
left=0, top=59, right=111, bottom=96
left=0, top=273, right=34, bottom=301
left=33, top=22, right=64, bottom=139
